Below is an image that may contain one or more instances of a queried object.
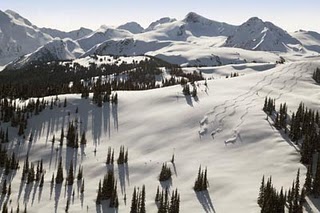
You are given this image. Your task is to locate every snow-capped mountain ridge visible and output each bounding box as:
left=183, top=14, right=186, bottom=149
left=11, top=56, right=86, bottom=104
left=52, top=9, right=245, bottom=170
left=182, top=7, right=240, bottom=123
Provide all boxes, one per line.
left=224, top=17, right=302, bottom=52
left=1, top=9, right=320, bottom=70
left=77, top=26, right=133, bottom=51
left=40, top=27, right=93, bottom=40
left=0, top=10, right=53, bottom=65
left=6, top=39, right=76, bottom=70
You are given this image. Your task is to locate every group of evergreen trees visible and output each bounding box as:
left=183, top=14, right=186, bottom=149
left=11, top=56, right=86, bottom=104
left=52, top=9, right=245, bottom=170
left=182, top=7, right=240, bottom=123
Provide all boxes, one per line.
left=155, top=187, right=180, bottom=213
left=65, top=121, right=87, bottom=148
left=130, top=185, right=146, bottom=213
left=305, top=154, right=320, bottom=197
left=263, top=97, right=276, bottom=115
left=0, top=56, right=202, bottom=100
left=226, top=72, right=240, bottom=78
left=194, top=166, right=208, bottom=192
left=105, top=146, right=128, bottom=165
left=274, top=103, right=288, bottom=130
left=257, top=170, right=305, bottom=213
left=0, top=145, right=19, bottom=175
left=0, top=97, right=48, bottom=137
left=21, top=156, right=44, bottom=185
left=159, top=163, right=172, bottom=182
left=117, top=146, right=128, bottom=165
left=261, top=98, right=320, bottom=207
left=96, top=170, right=119, bottom=208
left=182, top=83, right=197, bottom=97
left=312, top=68, right=320, bottom=83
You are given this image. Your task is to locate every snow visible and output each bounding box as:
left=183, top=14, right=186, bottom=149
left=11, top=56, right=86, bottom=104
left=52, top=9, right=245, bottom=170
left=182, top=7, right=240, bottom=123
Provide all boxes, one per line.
left=4, top=61, right=320, bottom=212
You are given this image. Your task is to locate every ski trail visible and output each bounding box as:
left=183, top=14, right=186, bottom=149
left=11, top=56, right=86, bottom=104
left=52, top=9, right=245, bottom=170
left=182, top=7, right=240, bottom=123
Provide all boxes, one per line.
left=212, top=63, right=296, bottom=132
left=201, top=64, right=295, bottom=134
left=234, top=63, right=312, bottom=130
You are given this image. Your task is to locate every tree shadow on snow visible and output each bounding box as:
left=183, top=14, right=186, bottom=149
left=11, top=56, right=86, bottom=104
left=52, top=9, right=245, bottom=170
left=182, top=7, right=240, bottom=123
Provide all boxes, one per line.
left=160, top=179, right=172, bottom=190
left=23, top=182, right=34, bottom=204
left=125, top=163, right=130, bottom=186
left=195, top=190, right=216, bottom=213
left=172, top=162, right=178, bottom=177
left=54, top=184, right=62, bottom=213
left=184, top=95, right=193, bottom=107
left=112, top=104, right=119, bottom=132
left=92, top=106, right=102, bottom=146
left=103, top=104, right=111, bottom=139
left=118, top=164, right=126, bottom=195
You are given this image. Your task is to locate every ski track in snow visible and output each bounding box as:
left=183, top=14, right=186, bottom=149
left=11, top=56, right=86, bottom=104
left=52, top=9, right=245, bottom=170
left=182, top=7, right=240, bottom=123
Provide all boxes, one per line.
left=201, top=62, right=313, bottom=143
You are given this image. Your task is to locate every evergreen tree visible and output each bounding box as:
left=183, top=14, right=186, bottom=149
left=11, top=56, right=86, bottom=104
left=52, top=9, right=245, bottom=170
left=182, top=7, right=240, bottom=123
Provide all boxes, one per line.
left=39, top=174, right=44, bottom=188
left=2, top=179, right=7, bottom=194
left=140, top=185, right=146, bottom=213
left=130, top=187, right=137, bottom=213
left=56, top=157, right=64, bottom=184
left=159, top=163, right=172, bottom=182
left=305, top=165, right=312, bottom=193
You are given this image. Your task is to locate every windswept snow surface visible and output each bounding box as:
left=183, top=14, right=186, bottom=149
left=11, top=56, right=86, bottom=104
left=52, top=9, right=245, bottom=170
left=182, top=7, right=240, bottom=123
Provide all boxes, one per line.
left=4, top=61, right=320, bottom=212
left=291, top=30, right=320, bottom=53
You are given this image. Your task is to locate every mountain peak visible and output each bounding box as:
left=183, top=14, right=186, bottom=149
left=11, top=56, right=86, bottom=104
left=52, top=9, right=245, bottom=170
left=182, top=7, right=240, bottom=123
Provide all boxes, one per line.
left=225, top=17, right=301, bottom=52
left=117, top=22, right=144, bottom=34
left=5, top=9, right=33, bottom=26
left=184, top=12, right=208, bottom=23
left=246, top=17, right=264, bottom=23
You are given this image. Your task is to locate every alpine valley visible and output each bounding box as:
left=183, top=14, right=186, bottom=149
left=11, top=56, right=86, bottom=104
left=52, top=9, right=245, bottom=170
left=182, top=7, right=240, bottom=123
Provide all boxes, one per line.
left=0, top=9, right=320, bottom=213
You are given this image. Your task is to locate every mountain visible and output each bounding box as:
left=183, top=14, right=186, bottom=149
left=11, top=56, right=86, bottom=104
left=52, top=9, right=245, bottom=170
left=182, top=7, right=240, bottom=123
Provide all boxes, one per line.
left=77, top=25, right=133, bottom=51
left=0, top=10, right=52, bottom=65
left=139, top=12, right=236, bottom=41
left=6, top=39, right=76, bottom=70
left=224, top=17, right=302, bottom=52
left=40, top=27, right=93, bottom=40
left=117, top=22, right=144, bottom=34
left=182, top=12, right=236, bottom=37
left=291, top=30, right=320, bottom=53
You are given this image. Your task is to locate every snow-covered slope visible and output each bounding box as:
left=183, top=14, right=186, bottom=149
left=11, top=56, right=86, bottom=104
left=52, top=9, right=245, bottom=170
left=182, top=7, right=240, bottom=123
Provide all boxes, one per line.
left=291, top=30, right=320, bottom=53
left=77, top=26, right=133, bottom=51
left=82, top=38, right=171, bottom=57
left=224, top=17, right=302, bottom=52
left=0, top=10, right=52, bottom=65
left=3, top=61, right=320, bottom=212
left=40, top=27, right=93, bottom=40
left=6, top=39, right=76, bottom=69
left=147, top=42, right=281, bottom=66
left=144, top=17, right=177, bottom=32
left=117, top=22, right=144, bottom=34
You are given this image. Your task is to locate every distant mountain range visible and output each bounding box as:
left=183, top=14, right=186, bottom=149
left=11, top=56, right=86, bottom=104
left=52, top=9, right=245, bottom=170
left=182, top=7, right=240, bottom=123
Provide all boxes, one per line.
left=1, top=10, right=320, bottom=70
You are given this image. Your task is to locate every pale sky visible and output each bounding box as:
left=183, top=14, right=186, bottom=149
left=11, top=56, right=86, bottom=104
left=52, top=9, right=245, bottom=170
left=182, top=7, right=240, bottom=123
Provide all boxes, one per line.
left=0, top=0, right=319, bottom=32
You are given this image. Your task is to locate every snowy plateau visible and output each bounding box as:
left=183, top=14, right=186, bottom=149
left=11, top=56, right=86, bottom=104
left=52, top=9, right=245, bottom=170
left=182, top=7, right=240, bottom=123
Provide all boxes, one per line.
left=0, top=9, right=320, bottom=213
